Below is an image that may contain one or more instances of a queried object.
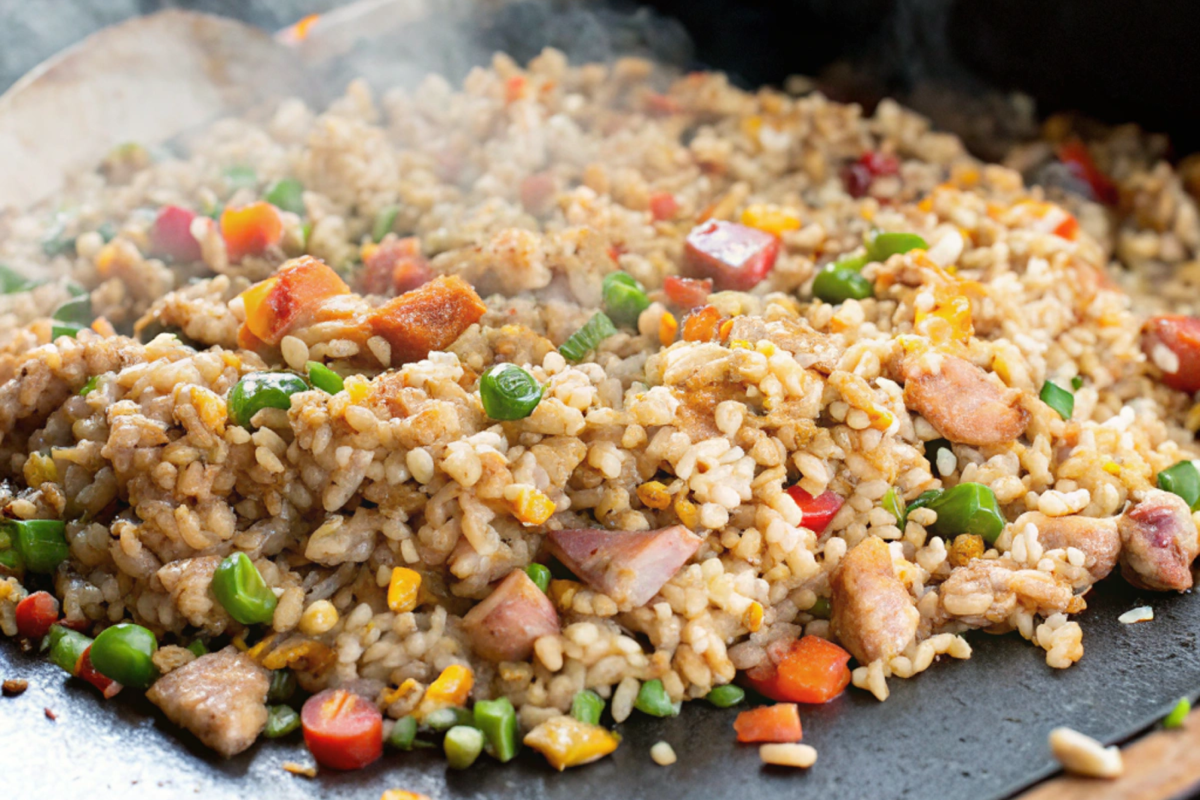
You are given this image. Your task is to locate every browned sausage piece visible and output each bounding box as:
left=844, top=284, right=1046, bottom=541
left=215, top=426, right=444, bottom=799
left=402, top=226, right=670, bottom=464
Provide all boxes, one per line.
left=461, top=569, right=561, bottom=662
left=902, top=351, right=1029, bottom=446
left=546, top=525, right=703, bottom=609
left=367, top=274, right=487, bottom=364
left=830, top=537, right=919, bottom=664
left=1014, top=512, right=1121, bottom=583
left=1118, top=489, right=1200, bottom=592
left=145, top=647, right=269, bottom=758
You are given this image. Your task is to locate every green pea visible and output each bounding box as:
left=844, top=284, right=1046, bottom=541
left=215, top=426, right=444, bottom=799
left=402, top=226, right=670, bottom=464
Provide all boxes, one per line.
left=866, top=231, right=928, bottom=262
left=524, top=563, right=552, bottom=594
left=474, top=696, right=519, bottom=762
left=267, top=669, right=296, bottom=703
left=48, top=624, right=92, bottom=675
left=90, top=623, right=159, bottom=689
left=264, top=178, right=306, bottom=216
left=925, top=482, right=1006, bottom=544
left=387, top=715, right=418, bottom=750
left=882, top=487, right=905, bottom=524
left=372, top=205, right=400, bottom=243
left=807, top=596, right=832, bottom=619
left=813, top=263, right=873, bottom=304
left=634, top=678, right=680, bottom=718
left=1157, top=461, right=1200, bottom=511
left=444, top=725, right=484, bottom=770
left=211, top=552, right=278, bottom=625
left=6, top=519, right=69, bottom=574
left=705, top=685, right=745, bottom=708
left=186, top=639, right=208, bottom=658
left=306, top=361, right=345, bottom=395
left=264, top=705, right=301, bottom=738
left=0, top=264, right=35, bottom=293
left=559, top=312, right=618, bottom=362
left=602, top=271, right=650, bottom=327
left=570, top=689, right=605, bottom=725
left=1164, top=697, right=1191, bottom=729
left=1039, top=380, right=1074, bottom=420
left=479, top=363, right=543, bottom=421
left=1071, top=375, right=1084, bottom=391
left=226, top=371, right=309, bottom=427
left=223, top=165, right=257, bottom=192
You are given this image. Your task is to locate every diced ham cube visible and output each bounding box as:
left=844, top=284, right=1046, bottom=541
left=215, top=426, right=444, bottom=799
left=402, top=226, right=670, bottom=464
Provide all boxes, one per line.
left=461, top=569, right=560, bottom=662
left=682, top=220, right=779, bottom=291
left=545, top=524, right=703, bottom=608
left=366, top=274, right=486, bottom=364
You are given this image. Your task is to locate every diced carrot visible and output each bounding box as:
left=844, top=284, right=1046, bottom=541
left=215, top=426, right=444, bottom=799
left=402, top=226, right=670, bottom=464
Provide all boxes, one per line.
left=681, top=305, right=724, bottom=342
left=1053, top=214, right=1079, bottom=240
left=238, top=256, right=350, bottom=345
left=221, top=202, right=283, bottom=262
left=733, top=703, right=803, bottom=743
left=367, top=275, right=486, bottom=364
left=785, top=487, right=844, bottom=535
left=745, top=636, right=852, bottom=704
left=505, top=76, right=527, bottom=103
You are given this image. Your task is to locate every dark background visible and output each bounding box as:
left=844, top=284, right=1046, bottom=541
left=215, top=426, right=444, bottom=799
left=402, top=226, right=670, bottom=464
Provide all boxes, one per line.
left=2, top=0, right=1200, bottom=154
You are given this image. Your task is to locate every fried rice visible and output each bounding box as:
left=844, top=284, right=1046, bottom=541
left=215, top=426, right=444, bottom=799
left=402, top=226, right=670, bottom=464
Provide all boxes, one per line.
left=1, top=48, right=1199, bottom=764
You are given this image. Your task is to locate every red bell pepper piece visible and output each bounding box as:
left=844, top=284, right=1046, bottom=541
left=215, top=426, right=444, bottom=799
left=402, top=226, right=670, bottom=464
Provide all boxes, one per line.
left=785, top=486, right=844, bottom=535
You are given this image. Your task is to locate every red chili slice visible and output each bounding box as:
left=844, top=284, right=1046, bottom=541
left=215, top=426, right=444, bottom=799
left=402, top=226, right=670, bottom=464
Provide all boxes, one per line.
left=76, top=646, right=122, bottom=699
left=683, top=220, right=778, bottom=291
left=785, top=486, right=844, bottom=535
left=301, top=688, right=383, bottom=771
left=15, top=591, right=59, bottom=640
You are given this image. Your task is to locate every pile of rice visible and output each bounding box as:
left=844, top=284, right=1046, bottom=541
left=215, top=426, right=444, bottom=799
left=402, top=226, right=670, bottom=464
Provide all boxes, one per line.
left=1, top=48, right=1198, bottom=741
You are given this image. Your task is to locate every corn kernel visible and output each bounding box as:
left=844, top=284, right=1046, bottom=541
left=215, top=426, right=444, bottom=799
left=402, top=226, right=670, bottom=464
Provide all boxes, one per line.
left=524, top=715, right=620, bottom=770
left=231, top=633, right=248, bottom=651
left=637, top=481, right=672, bottom=510
left=387, top=567, right=422, bottom=613
left=740, top=115, right=763, bottom=143
left=549, top=579, right=583, bottom=610
left=345, top=375, right=371, bottom=404
left=659, top=312, right=678, bottom=347
left=262, top=638, right=336, bottom=672
left=718, top=319, right=734, bottom=342
left=740, top=204, right=801, bottom=237
left=95, top=242, right=121, bottom=278
left=1102, top=462, right=1121, bottom=476
left=381, top=792, right=430, bottom=800
left=298, top=599, right=340, bottom=635
left=745, top=601, right=764, bottom=632
left=418, top=664, right=474, bottom=717
left=510, top=486, right=556, bottom=525
left=948, top=534, right=984, bottom=567
left=674, top=493, right=699, bottom=529
left=245, top=632, right=280, bottom=661
left=729, top=339, right=752, bottom=350
left=380, top=678, right=420, bottom=707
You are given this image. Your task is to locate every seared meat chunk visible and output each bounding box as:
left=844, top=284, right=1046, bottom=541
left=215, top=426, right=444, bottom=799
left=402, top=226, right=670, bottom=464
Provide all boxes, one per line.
left=546, top=525, right=703, bottom=609
left=1014, top=511, right=1121, bottom=583
left=937, top=557, right=1074, bottom=627
left=146, top=646, right=269, bottom=757
left=830, top=537, right=919, bottom=663
left=366, top=274, right=486, bottom=364
left=461, top=569, right=560, bottom=662
left=902, top=352, right=1029, bottom=446
left=1118, top=489, right=1200, bottom=592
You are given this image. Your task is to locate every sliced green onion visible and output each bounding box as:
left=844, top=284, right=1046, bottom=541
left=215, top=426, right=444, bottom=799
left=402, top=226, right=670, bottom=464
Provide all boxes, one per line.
left=906, top=489, right=943, bottom=518
left=41, top=215, right=76, bottom=258
left=186, top=639, right=208, bottom=658
left=306, top=361, right=344, bottom=395
left=812, top=263, right=872, bottom=304
left=97, top=222, right=117, bottom=243
left=570, top=689, right=605, bottom=725
left=0, top=264, right=35, bottom=293
left=866, top=231, right=928, bottom=262
left=634, top=678, right=680, bottom=717
left=388, top=715, right=419, bottom=750
left=425, top=707, right=474, bottom=732
left=6, top=519, right=69, bottom=574
left=925, top=482, right=1006, bottom=544
left=444, top=725, right=485, bottom=770
left=90, top=623, right=159, bottom=689
left=474, top=696, right=519, bottom=762
left=52, top=295, right=92, bottom=326
left=79, top=376, right=99, bottom=397
left=264, top=704, right=301, bottom=738
left=372, top=205, right=399, bottom=243
left=51, top=323, right=86, bottom=340
left=211, top=552, right=278, bottom=625
left=264, top=178, right=305, bottom=216
left=1071, top=375, right=1084, bottom=391
left=223, top=165, right=257, bottom=191
left=48, top=624, right=92, bottom=675
left=267, top=669, right=296, bottom=703
left=1157, top=461, right=1200, bottom=511
left=808, top=596, right=832, bottom=619
left=524, top=563, right=552, bottom=594
left=1039, top=380, right=1074, bottom=420
left=559, top=312, right=618, bottom=362
left=705, top=685, right=745, bottom=708
left=226, top=371, right=309, bottom=427
left=480, top=363, right=543, bottom=421
left=882, top=487, right=905, bottom=524
left=602, top=271, right=650, bottom=327
left=1164, top=697, right=1191, bottom=729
